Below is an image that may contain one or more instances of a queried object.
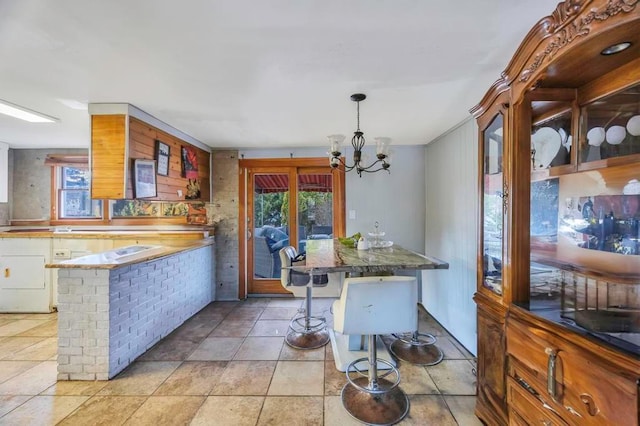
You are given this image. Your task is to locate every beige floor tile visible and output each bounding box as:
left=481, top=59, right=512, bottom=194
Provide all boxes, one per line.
left=154, top=361, right=227, bottom=395
left=15, top=320, right=57, bottom=338
left=449, top=337, right=476, bottom=360
left=427, top=360, right=477, bottom=395
left=203, top=301, right=240, bottom=312
left=123, top=395, right=205, bottom=425
left=0, top=395, right=88, bottom=425
left=324, top=395, right=363, bottom=426
left=187, top=337, right=243, bottom=361
left=401, top=394, right=458, bottom=425
left=240, top=298, right=272, bottom=307
left=437, top=336, right=469, bottom=360
left=41, top=380, right=108, bottom=396
left=0, top=395, right=31, bottom=417
left=166, top=319, right=219, bottom=343
left=259, top=307, right=301, bottom=321
left=5, top=337, right=57, bottom=361
left=324, top=361, right=346, bottom=396
left=0, top=360, right=39, bottom=384
left=210, top=320, right=256, bottom=337
left=211, top=361, right=276, bottom=396
left=444, top=395, right=483, bottom=426
left=97, top=361, right=180, bottom=396
left=258, top=396, right=323, bottom=426
left=57, top=395, right=146, bottom=426
left=0, top=320, right=13, bottom=328
left=190, top=396, right=263, bottom=426
left=279, top=343, right=325, bottom=361
left=266, top=298, right=303, bottom=308
left=0, top=320, right=50, bottom=337
left=0, top=361, right=57, bottom=395
left=249, top=320, right=291, bottom=337
left=325, top=343, right=334, bottom=361
left=268, top=361, right=323, bottom=396
left=0, top=337, right=46, bottom=359
left=225, top=307, right=264, bottom=322
left=397, top=362, right=440, bottom=394
left=138, top=336, right=200, bottom=361
left=234, top=337, right=283, bottom=361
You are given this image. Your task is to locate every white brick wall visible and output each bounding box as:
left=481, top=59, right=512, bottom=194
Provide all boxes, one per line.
left=57, top=245, right=214, bottom=380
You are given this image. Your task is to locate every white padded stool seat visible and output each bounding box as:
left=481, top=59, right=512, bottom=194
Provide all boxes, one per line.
left=332, top=276, right=417, bottom=426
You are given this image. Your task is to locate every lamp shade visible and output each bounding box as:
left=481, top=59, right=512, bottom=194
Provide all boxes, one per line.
left=586, top=127, right=605, bottom=146
left=627, top=115, right=640, bottom=136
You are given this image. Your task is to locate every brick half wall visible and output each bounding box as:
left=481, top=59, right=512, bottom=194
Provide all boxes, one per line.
left=56, top=245, right=214, bottom=380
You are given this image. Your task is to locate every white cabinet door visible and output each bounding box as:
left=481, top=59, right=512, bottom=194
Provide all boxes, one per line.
left=0, top=238, right=52, bottom=313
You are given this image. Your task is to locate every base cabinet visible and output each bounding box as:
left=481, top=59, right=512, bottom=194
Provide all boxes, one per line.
left=507, top=308, right=639, bottom=426
left=0, top=239, right=52, bottom=313
left=475, top=295, right=508, bottom=426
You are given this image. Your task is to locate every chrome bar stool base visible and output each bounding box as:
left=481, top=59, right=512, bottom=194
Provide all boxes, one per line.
left=390, top=331, right=444, bottom=366
left=284, top=286, right=330, bottom=350
left=341, top=377, right=409, bottom=426
left=341, top=338, right=409, bottom=426
left=285, top=320, right=330, bottom=349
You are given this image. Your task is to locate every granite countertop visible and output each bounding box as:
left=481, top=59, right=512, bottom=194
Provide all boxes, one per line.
left=0, top=225, right=213, bottom=239
left=293, top=238, right=449, bottom=274
left=45, top=238, right=214, bottom=270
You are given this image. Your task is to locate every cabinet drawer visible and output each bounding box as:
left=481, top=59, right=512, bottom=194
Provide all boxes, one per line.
left=507, top=318, right=638, bottom=426
left=507, top=377, right=566, bottom=426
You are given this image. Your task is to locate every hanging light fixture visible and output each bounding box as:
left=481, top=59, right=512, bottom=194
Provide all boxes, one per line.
left=329, top=93, right=390, bottom=177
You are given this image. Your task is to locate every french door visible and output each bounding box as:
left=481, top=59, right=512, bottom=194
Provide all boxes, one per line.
left=239, top=158, right=345, bottom=297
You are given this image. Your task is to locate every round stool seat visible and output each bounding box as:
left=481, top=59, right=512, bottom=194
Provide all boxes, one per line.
left=390, top=331, right=444, bottom=366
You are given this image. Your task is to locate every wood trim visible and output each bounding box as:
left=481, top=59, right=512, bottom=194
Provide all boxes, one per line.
left=91, top=114, right=127, bottom=199
left=238, top=167, right=247, bottom=300
left=238, top=157, right=346, bottom=297
left=577, top=55, right=640, bottom=105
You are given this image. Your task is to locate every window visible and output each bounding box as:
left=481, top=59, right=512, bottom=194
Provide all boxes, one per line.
left=58, top=166, right=102, bottom=218
left=47, top=155, right=107, bottom=223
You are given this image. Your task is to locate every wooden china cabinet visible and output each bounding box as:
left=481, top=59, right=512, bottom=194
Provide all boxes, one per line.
left=471, top=1, right=640, bottom=425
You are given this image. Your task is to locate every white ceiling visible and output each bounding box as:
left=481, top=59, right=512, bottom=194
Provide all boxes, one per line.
left=0, top=0, right=560, bottom=150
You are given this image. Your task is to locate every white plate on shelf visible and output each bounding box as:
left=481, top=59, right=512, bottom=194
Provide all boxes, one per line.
left=531, top=127, right=561, bottom=169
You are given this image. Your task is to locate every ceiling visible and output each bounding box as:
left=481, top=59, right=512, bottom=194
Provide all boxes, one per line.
left=0, top=0, right=561, bottom=150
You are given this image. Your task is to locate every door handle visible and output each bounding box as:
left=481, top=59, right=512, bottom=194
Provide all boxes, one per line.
left=247, top=229, right=252, bottom=240
left=4, top=268, right=9, bottom=278
left=545, top=347, right=558, bottom=399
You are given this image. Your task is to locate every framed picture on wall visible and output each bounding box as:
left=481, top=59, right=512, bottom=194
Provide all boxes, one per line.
left=133, top=159, right=157, bottom=198
left=181, top=145, right=199, bottom=179
left=155, top=140, right=170, bottom=176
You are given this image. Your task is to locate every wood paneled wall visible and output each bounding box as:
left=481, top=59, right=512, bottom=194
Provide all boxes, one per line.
left=91, top=115, right=210, bottom=201
left=91, top=115, right=127, bottom=199
left=128, top=117, right=210, bottom=201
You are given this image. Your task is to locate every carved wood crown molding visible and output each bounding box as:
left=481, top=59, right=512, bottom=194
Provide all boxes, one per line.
left=519, top=0, right=638, bottom=83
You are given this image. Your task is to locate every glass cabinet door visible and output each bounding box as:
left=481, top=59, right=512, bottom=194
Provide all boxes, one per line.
left=482, top=113, right=505, bottom=296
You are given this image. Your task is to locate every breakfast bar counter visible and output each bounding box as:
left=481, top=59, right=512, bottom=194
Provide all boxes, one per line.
left=46, top=238, right=215, bottom=381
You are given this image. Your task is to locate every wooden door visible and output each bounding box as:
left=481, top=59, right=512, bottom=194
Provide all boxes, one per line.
left=239, top=158, right=345, bottom=297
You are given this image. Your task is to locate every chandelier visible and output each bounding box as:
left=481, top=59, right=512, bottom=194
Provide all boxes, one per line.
left=329, top=93, right=391, bottom=177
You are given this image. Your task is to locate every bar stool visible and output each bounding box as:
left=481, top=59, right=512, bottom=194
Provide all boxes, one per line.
left=279, top=246, right=330, bottom=349
left=389, top=312, right=444, bottom=366
left=332, top=276, right=417, bottom=425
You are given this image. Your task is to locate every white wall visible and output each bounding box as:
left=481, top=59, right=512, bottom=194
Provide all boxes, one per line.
left=239, top=145, right=425, bottom=252
left=422, top=117, right=478, bottom=355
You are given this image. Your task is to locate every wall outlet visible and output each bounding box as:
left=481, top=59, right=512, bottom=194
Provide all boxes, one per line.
left=349, top=210, right=356, bottom=220
left=177, top=189, right=183, bottom=197
left=54, top=249, right=71, bottom=259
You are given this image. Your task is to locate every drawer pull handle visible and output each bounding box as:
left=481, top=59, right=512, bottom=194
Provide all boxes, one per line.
left=580, top=393, right=598, bottom=416
left=4, top=268, right=8, bottom=278
left=544, top=347, right=558, bottom=399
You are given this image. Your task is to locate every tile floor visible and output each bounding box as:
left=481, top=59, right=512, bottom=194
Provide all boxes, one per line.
left=0, top=298, right=480, bottom=425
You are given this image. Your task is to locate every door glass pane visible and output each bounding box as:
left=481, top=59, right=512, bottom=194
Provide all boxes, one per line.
left=253, top=173, right=290, bottom=279
left=580, top=83, right=640, bottom=164
left=483, top=114, right=504, bottom=295
left=297, top=173, right=333, bottom=254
